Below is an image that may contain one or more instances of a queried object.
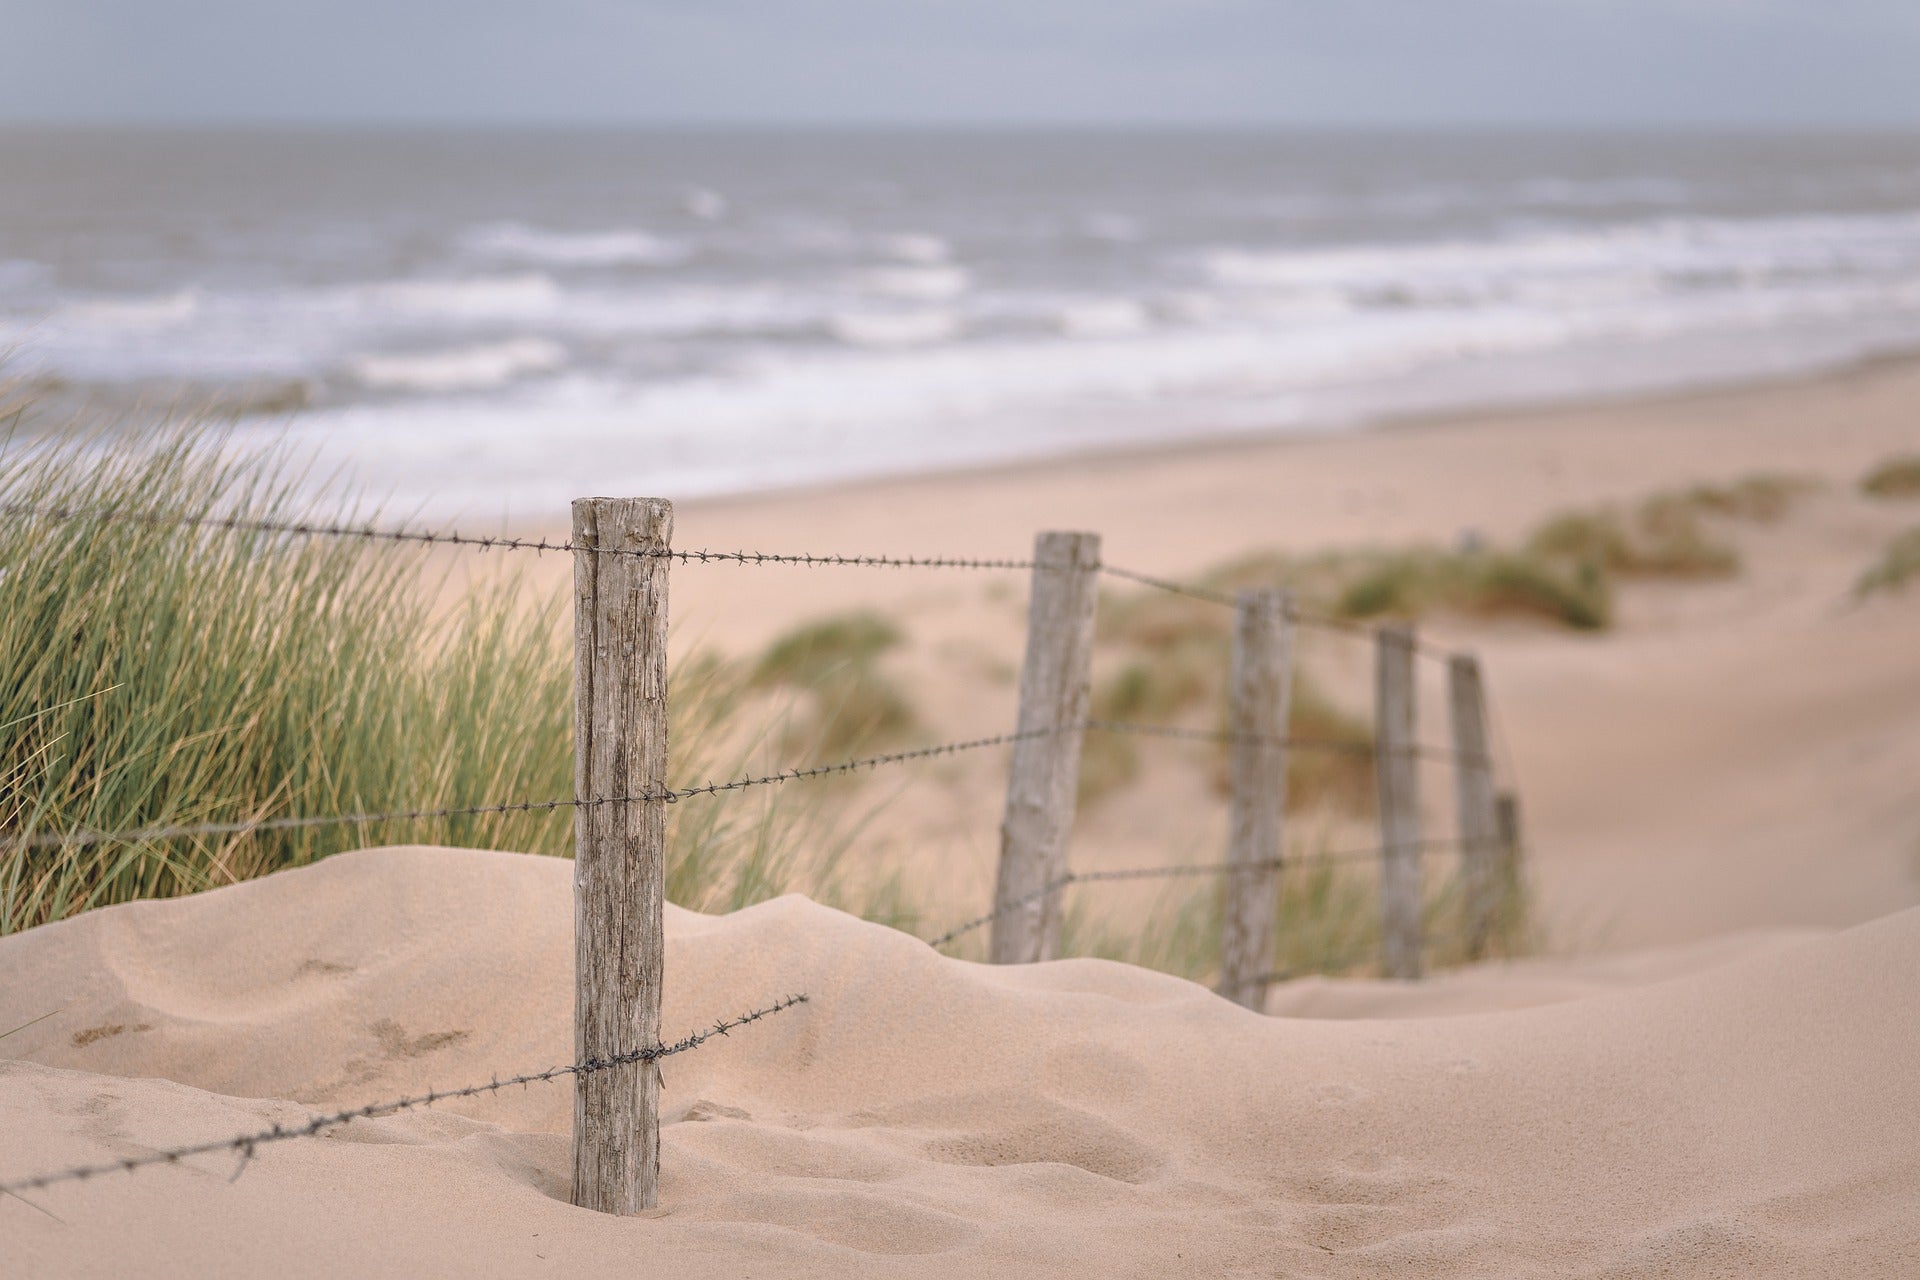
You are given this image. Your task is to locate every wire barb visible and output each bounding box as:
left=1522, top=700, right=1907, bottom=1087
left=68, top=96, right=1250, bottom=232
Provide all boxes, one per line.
left=0, top=994, right=808, bottom=1198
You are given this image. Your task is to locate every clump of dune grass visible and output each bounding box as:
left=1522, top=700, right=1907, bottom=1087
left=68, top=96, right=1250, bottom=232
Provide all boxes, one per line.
left=1678, top=473, right=1819, bottom=522
left=1861, top=455, right=1920, bottom=500
left=1527, top=496, right=1738, bottom=581
left=1193, top=475, right=1801, bottom=634
left=1336, top=548, right=1613, bottom=630
left=1855, top=527, right=1920, bottom=598
left=1202, top=541, right=1612, bottom=632
left=0, top=410, right=886, bottom=932
left=748, top=610, right=920, bottom=759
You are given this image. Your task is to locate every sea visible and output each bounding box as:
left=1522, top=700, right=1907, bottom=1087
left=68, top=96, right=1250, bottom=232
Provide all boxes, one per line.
left=5, top=128, right=1920, bottom=519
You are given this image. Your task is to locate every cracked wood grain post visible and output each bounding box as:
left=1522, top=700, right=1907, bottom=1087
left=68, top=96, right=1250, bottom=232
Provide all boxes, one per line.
left=990, top=530, right=1100, bottom=964
left=1448, top=653, right=1500, bottom=960
left=571, top=496, right=670, bottom=1215
left=1217, top=588, right=1294, bottom=1010
left=1375, top=622, right=1423, bottom=980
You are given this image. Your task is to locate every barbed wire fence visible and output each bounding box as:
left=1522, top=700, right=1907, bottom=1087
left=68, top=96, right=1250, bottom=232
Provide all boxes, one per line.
left=0, top=994, right=808, bottom=1199
left=0, top=495, right=1526, bottom=1214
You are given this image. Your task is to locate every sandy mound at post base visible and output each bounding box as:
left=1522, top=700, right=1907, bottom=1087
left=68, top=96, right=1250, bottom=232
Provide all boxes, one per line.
left=1, top=846, right=1916, bottom=1277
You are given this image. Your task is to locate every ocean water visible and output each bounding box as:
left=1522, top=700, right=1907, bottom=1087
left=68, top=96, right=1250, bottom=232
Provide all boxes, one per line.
left=5, top=129, right=1920, bottom=517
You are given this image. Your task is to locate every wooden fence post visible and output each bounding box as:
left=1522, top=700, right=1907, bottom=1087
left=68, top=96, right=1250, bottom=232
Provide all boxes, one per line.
left=1448, top=654, right=1500, bottom=960
left=1375, top=622, right=1423, bottom=980
left=571, top=496, right=671, bottom=1215
left=1495, top=789, right=1524, bottom=923
left=990, top=530, right=1101, bottom=964
left=1217, top=589, right=1293, bottom=1009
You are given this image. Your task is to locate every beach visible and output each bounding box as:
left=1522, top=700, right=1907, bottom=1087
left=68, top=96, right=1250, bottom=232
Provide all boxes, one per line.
left=4, top=349, right=1920, bottom=1273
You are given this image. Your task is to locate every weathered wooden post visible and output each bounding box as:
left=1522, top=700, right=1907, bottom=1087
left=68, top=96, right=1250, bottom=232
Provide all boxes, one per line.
left=1375, top=622, right=1423, bottom=980
left=1448, top=654, right=1500, bottom=960
left=1495, top=789, right=1525, bottom=930
left=990, top=530, right=1101, bottom=964
left=571, top=496, right=671, bottom=1215
left=1217, top=589, right=1293, bottom=1009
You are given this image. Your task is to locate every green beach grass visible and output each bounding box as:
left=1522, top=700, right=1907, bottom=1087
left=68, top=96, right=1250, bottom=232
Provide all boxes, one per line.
left=0, top=415, right=880, bottom=933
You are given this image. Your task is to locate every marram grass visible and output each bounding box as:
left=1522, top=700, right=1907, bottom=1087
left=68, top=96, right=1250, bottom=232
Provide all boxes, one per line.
left=0, top=415, right=872, bottom=932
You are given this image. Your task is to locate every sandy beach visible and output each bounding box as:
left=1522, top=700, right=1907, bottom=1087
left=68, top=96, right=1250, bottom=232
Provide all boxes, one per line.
left=5, top=356, right=1920, bottom=1274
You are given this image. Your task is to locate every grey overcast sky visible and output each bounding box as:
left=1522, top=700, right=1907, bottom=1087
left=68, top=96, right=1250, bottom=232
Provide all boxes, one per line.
left=3, top=0, right=1918, bottom=129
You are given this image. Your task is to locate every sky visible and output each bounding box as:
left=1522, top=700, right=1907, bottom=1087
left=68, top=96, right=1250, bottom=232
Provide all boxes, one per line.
left=2, top=0, right=1919, bottom=129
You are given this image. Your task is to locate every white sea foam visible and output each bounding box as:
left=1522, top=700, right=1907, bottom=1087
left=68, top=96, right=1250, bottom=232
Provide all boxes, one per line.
left=359, top=273, right=563, bottom=320
left=289, top=279, right=1920, bottom=518
left=1056, top=299, right=1150, bottom=338
left=856, top=266, right=972, bottom=301
left=350, top=338, right=568, bottom=392
left=459, top=222, right=690, bottom=267
left=60, top=289, right=200, bottom=327
left=1200, top=210, right=1920, bottom=308
left=880, top=233, right=952, bottom=264
left=829, top=309, right=962, bottom=347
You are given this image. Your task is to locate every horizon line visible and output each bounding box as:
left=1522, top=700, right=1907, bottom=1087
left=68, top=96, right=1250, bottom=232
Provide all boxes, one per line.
left=6, top=117, right=1920, bottom=137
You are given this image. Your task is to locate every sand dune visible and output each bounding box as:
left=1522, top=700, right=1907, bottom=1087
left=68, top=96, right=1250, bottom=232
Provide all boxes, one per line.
left=4, top=845, right=1916, bottom=1276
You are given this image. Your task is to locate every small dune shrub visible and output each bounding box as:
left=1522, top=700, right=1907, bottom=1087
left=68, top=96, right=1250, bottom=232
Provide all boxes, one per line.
left=1679, top=473, right=1817, bottom=522
left=1861, top=455, right=1920, bottom=500
left=1855, top=527, right=1920, bottom=598
left=1335, top=548, right=1611, bottom=630
left=1527, top=492, right=1739, bottom=582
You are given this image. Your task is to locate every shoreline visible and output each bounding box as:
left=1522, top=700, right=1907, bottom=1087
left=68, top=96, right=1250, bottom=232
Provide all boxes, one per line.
left=667, top=343, right=1920, bottom=525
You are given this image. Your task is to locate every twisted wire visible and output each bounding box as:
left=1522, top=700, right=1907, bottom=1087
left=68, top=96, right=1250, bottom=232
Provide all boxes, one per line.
left=0, top=727, right=1070, bottom=853
left=925, top=838, right=1466, bottom=948
left=2, top=504, right=1051, bottom=571
left=2, top=719, right=1491, bottom=855
left=0, top=994, right=807, bottom=1197
left=1095, top=564, right=1238, bottom=608
left=1084, top=718, right=1482, bottom=767
left=7, top=503, right=1487, bottom=666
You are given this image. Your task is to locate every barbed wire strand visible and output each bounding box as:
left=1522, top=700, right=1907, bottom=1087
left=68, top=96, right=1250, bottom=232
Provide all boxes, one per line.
left=2, top=504, right=1054, bottom=572
left=0, top=728, right=1072, bottom=853
left=1083, top=718, right=1485, bottom=767
left=3, top=720, right=1493, bottom=855
left=0, top=994, right=807, bottom=1198
left=925, top=838, right=1465, bottom=949
left=1094, top=564, right=1238, bottom=608
left=7, top=504, right=1494, bottom=670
